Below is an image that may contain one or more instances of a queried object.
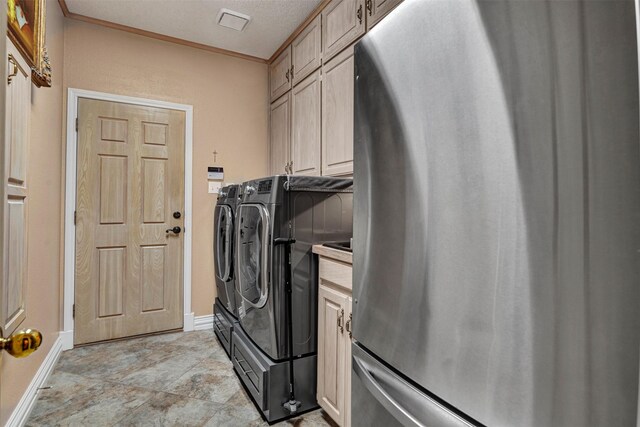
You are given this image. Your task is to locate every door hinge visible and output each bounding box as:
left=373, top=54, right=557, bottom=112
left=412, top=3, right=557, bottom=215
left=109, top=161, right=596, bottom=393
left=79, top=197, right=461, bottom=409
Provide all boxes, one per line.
left=75, top=117, right=78, bottom=132
left=74, top=210, right=77, bottom=225
left=72, top=304, right=75, bottom=318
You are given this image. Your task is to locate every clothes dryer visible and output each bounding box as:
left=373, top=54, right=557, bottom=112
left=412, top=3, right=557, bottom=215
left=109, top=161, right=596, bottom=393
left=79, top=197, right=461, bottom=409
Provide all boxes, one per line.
left=213, top=184, right=240, bottom=356
left=231, top=175, right=353, bottom=423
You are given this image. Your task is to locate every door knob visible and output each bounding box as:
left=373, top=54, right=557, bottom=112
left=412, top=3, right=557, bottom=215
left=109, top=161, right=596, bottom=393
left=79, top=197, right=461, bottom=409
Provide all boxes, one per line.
left=1, top=329, right=42, bottom=358
left=166, top=226, right=182, bottom=235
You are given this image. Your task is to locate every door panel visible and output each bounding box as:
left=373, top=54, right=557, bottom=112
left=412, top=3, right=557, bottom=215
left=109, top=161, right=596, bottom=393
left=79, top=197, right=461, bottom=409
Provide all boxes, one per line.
left=322, top=0, right=365, bottom=63
left=75, top=98, right=185, bottom=345
left=2, top=41, right=29, bottom=335
left=322, top=45, right=355, bottom=176
left=292, top=15, right=322, bottom=86
left=269, top=93, right=291, bottom=175
left=317, top=285, right=347, bottom=426
left=270, top=46, right=292, bottom=102
left=291, top=70, right=321, bottom=176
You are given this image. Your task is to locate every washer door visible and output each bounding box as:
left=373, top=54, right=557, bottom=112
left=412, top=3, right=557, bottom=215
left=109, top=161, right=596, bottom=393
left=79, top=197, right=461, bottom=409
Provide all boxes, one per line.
left=236, top=204, right=271, bottom=309
left=214, top=204, right=233, bottom=282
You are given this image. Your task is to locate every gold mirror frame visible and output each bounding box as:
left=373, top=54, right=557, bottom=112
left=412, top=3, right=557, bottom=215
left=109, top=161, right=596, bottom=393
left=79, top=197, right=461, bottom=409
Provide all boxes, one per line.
left=7, top=0, right=51, bottom=87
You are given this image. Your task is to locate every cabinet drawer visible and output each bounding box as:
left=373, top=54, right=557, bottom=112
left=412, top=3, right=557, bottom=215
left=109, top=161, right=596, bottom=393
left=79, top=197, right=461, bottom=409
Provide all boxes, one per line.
left=319, top=257, right=352, bottom=292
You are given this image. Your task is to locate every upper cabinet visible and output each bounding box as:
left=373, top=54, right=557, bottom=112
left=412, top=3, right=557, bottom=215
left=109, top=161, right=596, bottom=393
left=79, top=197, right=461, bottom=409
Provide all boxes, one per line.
left=291, top=70, right=321, bottom=176
left=269, top=0, right=404, bottom=178
left=291, top=15, right=322, bottom=86
left=270, top=93, right=291, bottom=175
left=365, top=0, right=403, bottom=30
left=322, top=46, right=354, bottom=177
left=322, top=0, right=365, bottom=63
left=269, top=46, right=292, bottom=102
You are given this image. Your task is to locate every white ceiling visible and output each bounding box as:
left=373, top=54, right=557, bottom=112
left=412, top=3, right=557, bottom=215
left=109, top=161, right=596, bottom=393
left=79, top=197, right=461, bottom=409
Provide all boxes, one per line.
left=64, top=0, right=323, bottom=60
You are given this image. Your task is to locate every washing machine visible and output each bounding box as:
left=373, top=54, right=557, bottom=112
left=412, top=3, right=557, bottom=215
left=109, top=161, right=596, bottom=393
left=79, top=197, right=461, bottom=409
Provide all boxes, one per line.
left=213, top=184, right=240, bottom=357
left=231, top=175, right=353, bottom=423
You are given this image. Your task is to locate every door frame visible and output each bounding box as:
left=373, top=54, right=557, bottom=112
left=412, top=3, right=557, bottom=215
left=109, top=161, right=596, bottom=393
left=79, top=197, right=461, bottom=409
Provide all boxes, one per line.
left=62, top=88, right=194, bottom=350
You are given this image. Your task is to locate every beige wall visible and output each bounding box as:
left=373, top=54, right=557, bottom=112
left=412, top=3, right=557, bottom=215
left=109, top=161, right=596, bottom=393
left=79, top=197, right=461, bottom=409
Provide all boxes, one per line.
left=0, top=0, right=66, bottom=424
left=63, top=20, right=269, bottom=316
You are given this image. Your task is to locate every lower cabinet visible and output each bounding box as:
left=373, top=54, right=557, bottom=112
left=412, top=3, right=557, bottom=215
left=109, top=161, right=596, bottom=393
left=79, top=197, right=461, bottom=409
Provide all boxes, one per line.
left=316, top=255, right=353, bottom=427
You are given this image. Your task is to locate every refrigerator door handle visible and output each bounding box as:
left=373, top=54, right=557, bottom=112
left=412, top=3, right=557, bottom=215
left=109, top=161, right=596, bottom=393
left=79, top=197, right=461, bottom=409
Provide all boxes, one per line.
left=353, top=352, right=475, bottom=427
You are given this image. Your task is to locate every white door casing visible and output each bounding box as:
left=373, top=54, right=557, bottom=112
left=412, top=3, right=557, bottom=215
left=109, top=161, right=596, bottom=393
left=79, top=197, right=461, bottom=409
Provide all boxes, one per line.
left=62, top=89, right=193, bottom=350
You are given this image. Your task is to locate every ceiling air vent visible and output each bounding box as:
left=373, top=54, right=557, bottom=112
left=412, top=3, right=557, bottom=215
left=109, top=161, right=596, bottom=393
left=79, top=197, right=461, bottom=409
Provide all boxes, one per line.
left=216, top=8, right=251, bottom=32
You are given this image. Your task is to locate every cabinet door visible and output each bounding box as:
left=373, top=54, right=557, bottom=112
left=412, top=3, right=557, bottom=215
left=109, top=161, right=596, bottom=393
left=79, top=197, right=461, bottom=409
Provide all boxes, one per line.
left=270, top=93, right=291, bottom=175
left=270, top=46, right=292, bottom=102
left=291, top=70, right=321, bottom=176
left=344, top=296, right=353, bottom=427
left=292, top=15, right=322, bottom=86
left=322, top=45, right=354, bottom=177
left=365, top=0, right=403, bottom=30
left=317, top=285, right=349, bottom=426
left=322, top=0, right=365, bottom=63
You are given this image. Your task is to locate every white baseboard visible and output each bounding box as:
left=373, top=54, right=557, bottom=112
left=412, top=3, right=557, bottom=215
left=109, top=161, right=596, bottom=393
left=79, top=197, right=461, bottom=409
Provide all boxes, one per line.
left=183, top=312, right=195, bottom=332
left=193, top=314, right=214, bottom=331
left=6, top=334, right=64, bottom=427
left=59, top=330, right=73, bottom=350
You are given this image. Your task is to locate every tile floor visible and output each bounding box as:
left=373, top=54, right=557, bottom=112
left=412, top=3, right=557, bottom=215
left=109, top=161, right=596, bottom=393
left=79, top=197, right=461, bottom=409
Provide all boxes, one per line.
left=26, top=330, right=336, bottom=427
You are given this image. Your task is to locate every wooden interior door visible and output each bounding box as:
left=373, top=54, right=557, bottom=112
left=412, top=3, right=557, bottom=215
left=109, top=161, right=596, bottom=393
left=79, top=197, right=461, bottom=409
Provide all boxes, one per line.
left=1, top=41, right=30, bottom=336
left=75, top=99, right=185, bottom=345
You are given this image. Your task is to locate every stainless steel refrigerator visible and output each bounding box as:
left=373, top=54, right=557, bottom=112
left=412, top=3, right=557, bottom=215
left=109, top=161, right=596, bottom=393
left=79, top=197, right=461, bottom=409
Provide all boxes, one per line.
left=352, top=0, right=640, bottom=426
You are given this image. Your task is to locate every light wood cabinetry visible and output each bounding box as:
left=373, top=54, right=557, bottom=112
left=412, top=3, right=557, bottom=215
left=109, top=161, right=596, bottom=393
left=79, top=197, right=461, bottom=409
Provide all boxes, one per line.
left=322, top=0, right=365, bottom=63
left=269, top=93, right=291, bottom=175
left=322, top=45, right=354, bottom=176
left=292, top=15, right=322, bottom=86
left=291, top=70, right=321, bottom=176
left=365, top=0, right=403, bottom=29
left=270, top=46, right=292, bottom=102
left=314, top=246, right=353, bottom=427
left=268, top=0, right=404, bottom=177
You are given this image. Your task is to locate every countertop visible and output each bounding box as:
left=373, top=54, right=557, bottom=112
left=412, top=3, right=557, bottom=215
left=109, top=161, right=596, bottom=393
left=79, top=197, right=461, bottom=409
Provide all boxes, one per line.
left=312, top=244, right=353, bottom=265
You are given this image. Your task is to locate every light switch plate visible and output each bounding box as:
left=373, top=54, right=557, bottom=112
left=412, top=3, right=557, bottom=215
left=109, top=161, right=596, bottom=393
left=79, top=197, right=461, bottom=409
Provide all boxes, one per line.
left=208, top=181, right=222, bottom=194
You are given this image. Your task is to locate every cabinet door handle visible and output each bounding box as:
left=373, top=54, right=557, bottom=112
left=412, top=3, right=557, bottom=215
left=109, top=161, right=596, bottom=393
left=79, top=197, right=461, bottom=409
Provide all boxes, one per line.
left=338, top=308, right=345, bottom=334
left=286, top=68, right=290, bottom=82
left=357, top=4, right=363, bottom=25
left=366, top=0, right=373, bottom=16
left=291, top=65, right=295, bottom=78
left=7, top=54, right=18, bottom=85
left=346, top=313, right=353, bottom=338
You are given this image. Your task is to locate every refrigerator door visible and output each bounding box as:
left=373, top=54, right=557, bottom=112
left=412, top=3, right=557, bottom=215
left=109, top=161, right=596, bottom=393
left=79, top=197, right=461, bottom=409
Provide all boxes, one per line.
left=353, top=0, right=640, bottom=426
left=351, top=343, right=474, bottom=427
